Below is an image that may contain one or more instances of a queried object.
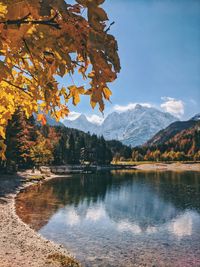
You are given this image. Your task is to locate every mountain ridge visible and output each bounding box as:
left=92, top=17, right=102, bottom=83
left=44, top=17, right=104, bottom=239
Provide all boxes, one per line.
left=145, top=120, right=197, bottom=147
left=132, top=115, right=200, bottom=161
left=63, top=105, right=177, bottom=147
left=145, top=113, right=200, bottom=147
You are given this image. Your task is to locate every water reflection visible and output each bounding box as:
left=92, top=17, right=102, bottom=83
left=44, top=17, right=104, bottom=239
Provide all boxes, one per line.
left=169, top=211, right=197, bottom=238
left=54, top=201, right=199, bottom=238
left=16, top=171, right=200, bottom=266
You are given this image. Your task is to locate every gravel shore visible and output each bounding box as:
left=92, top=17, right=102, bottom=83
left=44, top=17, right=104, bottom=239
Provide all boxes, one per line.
left=0, top=172, right=80, bottom=267
left=134, top=162, right=200, bottom=171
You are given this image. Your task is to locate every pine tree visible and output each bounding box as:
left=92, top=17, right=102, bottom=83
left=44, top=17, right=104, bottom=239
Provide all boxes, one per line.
left=68, top=133, right=75, bottom=164
left=5, top=109, right=36, bottom=169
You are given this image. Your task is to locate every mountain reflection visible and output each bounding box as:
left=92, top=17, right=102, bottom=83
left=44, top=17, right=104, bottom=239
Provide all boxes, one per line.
left=16, top=171, right=200, bottom=233
left=54, top=201, right=199, bottom=238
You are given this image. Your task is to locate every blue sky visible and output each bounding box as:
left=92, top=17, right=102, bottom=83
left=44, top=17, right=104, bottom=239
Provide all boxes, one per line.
left=62, top=0, right=200, bottom=122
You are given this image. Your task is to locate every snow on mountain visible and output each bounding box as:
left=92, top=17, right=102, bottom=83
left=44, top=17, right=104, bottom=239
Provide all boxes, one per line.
left=62, top=105, right=177, bottom=147
left=190, top=113, right=200, bottom=121
left=63, top=114, right=99, bottom=134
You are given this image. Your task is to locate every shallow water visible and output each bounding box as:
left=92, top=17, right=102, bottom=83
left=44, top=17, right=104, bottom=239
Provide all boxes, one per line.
left=16, top=171, right=200, bottom=266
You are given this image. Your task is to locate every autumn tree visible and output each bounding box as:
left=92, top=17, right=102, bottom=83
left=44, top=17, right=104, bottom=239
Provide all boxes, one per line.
left=30, top=131, right=54, bottom=167
left=194, top=151, right=200, bottom=161
left=132, top=150, right=143, bottom=161
left=0, top=0, right=120, bottom=158
left=5, top=109, right=36, bottom=168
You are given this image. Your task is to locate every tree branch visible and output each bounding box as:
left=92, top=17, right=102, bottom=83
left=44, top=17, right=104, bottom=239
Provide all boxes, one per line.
left=13, top=65, right=38, bottom=82
left=0, top=13, right=61, bottom=29
left=22, top=38, right=38, bottom=71
left=2, top=79, right=32, bottom=97
left=105, top=21, right=115, bottom=33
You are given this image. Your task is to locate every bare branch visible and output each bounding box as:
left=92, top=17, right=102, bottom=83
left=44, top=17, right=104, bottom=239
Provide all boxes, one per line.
left=105, top=21, right=115, bottom=33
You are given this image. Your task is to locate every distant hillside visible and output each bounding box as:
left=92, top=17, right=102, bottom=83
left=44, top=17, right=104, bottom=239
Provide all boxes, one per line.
left=145, top=120, right=197, bottom=147
left=132, top=115, right=200, bottom=161
left=165, top=122, right=200, bottom=153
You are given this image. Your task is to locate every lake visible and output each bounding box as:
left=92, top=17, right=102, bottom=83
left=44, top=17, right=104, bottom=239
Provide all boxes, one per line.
left=16, top=171, right=200, bottom=267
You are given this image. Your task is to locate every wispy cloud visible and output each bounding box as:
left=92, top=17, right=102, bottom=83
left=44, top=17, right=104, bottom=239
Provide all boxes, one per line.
left=113, top=103, right=152, bottom=113
left=160, top=97, right=184, bottom=118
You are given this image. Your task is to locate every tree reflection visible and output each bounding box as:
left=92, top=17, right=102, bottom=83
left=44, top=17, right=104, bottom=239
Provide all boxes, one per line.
left=16, top=171, right=200, bottom=231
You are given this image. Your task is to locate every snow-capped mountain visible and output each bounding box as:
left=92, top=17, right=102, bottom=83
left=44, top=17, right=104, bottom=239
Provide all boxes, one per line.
left=190, top=113, right=200, bottom=121
left=63, top=104, right=177, bottom=147
left=63, top=114, right=99, bottom=134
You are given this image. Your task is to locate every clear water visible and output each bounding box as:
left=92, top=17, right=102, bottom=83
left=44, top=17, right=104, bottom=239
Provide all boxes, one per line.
left=16, top=171, right=200, bottom=267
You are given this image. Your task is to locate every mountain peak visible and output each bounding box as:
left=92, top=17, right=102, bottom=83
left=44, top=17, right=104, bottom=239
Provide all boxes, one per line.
left=78, top=114, right=88, bottom=120
left=134, top=104, right=143, bottom=110
left=62, top=107, right=177, bottom=147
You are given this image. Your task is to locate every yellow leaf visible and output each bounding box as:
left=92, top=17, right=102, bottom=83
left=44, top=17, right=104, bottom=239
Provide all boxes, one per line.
left=0, top=3, right=7, bottom=16
left=37, top=114, right=47, bottom=125
left=0, top=141, right=6, bottom=160
left=77, top=86, right=85, bottom=94
left=90, top=100, right=97, bottom=109
left=0, top=126, right=5, bottom=139
left=84, top=89, right=92, bottom=95
left=103, top=87, right=112, bottom=100
left=68, top=85, right=85, bottom=106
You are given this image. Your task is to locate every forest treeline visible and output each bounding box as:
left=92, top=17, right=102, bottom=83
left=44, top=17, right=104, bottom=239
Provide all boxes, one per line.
left=0, top=110, right=131, bottom=170
left=1, top=109, right=199, bottom=172
left=132, top=122, right=200, bottom=162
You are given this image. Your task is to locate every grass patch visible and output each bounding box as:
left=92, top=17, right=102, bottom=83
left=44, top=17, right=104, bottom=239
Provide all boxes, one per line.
left=47, top=253, right=80, bottom=267
left=112, top=160, right=200, bottom=166
left=26, top=175, right=45, bottom=182
left=112, top=161, right=156, bottom=165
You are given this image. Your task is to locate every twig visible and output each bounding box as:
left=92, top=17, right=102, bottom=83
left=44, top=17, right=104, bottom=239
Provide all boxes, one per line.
left=13, top=65, right=38, bottom=82
left=105, top=21, right=115, bottom=33
left=23, top=38, right=38, bottom=71
left=71, top=60, right=84, bottom=67
left=0, top=13, right=61, bottom=29
left=2, top=79, right=32, bottom=97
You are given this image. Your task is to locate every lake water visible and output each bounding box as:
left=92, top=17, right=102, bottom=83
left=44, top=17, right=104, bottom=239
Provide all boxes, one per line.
left=16, top=171, right=200, bottom=267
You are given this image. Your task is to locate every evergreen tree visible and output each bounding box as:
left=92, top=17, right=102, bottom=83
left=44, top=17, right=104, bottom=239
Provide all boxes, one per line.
left=5, top=109, right=36, bottom=169
left=68, top=133, right=75, bottom=164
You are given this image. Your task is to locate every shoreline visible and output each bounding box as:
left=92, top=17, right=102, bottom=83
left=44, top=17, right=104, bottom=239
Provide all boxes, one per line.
left=0, top=171, right=80, bottom=267
left=134, top=162, right=200, bottom=171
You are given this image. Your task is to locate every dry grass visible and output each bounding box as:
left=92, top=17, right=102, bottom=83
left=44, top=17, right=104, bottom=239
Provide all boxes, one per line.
left=47, top=253, right=81, bottom=267
left=112, top=160, right=200, bottom=166
left=26, top=175, right=46, bottom=181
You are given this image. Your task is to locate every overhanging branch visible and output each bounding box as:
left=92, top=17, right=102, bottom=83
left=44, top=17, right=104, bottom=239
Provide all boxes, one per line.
left=0, top=13, right=61, bottom=29
left=2, top=79, right=32, bottom=97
